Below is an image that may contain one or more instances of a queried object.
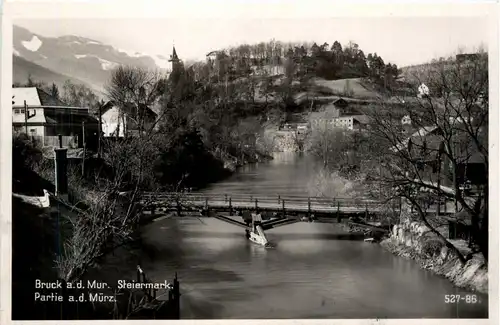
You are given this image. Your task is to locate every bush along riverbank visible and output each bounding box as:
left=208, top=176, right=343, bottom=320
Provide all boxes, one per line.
left=380, top=219, right=488, bottom=294
left=217, top=148, right=274, bottom=173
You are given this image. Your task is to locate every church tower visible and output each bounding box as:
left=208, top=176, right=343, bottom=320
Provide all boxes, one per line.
left=168, top=46, right=182, bottom=74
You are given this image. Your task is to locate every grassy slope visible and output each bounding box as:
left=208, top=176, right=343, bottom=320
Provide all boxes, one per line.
left=290, top=77, right=388, bottom=110
left=399, top=61, right=452, bottom=85
left=311, top=77, right=382, bottom=99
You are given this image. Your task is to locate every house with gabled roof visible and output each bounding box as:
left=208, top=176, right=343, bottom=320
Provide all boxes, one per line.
left=12, top=87, right=99, bottom=149
left=309, top=99, right=370, bottom=131
left=391, top=124, right=487, bottom=189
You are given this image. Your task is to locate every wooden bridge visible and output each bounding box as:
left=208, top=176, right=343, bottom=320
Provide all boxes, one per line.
left=142, top=192, right=393, bottom=219
left=141, top=192, right=455, bottom=219
left=140, top=192, right=455, bottom=245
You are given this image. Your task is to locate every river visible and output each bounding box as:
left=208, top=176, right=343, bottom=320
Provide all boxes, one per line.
left=119, top=153, right=489, bottom=319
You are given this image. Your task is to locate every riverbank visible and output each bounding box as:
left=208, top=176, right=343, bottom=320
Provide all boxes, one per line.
left=219, top=149, right=274, bottom=173
left=380, top=219, right=488, bottom=294
left=302, top=162, right=488, bottom=294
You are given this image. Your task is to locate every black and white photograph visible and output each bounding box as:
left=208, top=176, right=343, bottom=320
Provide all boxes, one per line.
left=1, top=1, right=497, bottom=322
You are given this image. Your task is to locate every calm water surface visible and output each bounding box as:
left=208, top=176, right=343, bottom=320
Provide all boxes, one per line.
left=129, top=153, right=488, bottom=319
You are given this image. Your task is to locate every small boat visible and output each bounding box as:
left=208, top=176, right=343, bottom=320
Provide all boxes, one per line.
left=249, top=230, right=268, bottom=246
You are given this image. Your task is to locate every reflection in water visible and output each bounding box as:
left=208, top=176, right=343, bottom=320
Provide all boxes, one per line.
left=138, top=219, right=487, bottom=319
left=248, top=243, right=268, bottom=259
left=202, top=152, right=320, bottom=197
left=136, top=153, right=488, bottom=319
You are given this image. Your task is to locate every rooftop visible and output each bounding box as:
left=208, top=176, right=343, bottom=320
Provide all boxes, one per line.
left=12, top=87, right=69, bottom=107
left=101, top=101, right=158, bottom=121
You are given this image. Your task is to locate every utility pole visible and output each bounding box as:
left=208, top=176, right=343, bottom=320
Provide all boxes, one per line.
left=24, top=100, right=28, bottom=135
left=379, top=155, right=382, bottom=201
left=98, top=104, right=102, bottom=159
left=437, top=142, right=443, bottom=215
left=82, top=121, right=86, bottom=177
left=24, top=100, right=37, bottom=141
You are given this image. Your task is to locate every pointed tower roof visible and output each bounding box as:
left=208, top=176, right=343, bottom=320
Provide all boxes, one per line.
left=169, top=46, right=179, bottom=62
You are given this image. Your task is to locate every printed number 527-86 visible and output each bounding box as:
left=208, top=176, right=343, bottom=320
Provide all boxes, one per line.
left=444, top=295, right=478, bottom=304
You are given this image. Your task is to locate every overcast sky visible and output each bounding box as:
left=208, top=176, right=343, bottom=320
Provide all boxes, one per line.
left=14, top=16, right=489, bottom=67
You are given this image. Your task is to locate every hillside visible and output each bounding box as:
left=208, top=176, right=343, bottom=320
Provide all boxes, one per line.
left=13, top=55, right=103, bottom=95
left=399, top=60, right=455, bottom=85
left=311, top=77, right=383, bottom=99
left=290, top=77, right=389, bottom=108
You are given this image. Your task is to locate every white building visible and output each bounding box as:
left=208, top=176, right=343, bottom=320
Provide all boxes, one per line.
left=310, top=114, right=368, bottom=131
left=101, top=101, right=158, bottom=137
left=309, top=101, right=369, bottom=131
left=101, top=104, right=124, bottom=137
left=401, top=115, right=412, bottom=125
left=12, top=87, right=97, bottom=148
left=417, top=83, right=430, bottom=98
left=12, top=87, right=48, bottom=137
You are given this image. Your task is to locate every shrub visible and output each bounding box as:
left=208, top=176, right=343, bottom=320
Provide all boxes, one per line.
left=12, top=133, right=43, bottom=170
left=422, top=238, right=445, bottom=257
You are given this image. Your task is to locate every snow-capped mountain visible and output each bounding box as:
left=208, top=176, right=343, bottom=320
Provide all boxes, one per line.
left=13, top=25, right=171, bottom=92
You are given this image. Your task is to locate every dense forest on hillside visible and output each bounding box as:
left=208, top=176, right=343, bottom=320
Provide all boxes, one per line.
left=183, top=40, right=400, bottom=89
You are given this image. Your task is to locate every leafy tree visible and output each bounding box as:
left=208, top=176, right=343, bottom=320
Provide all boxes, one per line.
left=49, top=83, right=60, bottom=100
left=331, top=41, right=343, bottom=65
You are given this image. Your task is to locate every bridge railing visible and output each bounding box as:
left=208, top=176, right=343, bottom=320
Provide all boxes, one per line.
left=141, top=192, right=454, bottom=215
left=142, top=192, right=387, bottom=212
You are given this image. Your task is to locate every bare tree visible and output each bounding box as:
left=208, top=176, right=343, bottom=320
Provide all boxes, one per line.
left=105, top=66, right=166, bottom=136
left=61, top=81, right=100, bottom=114
left=290, top=128, right=308, bottom=152
left=55, top=134, right=163, bottom=283
left=55, top=67, right=172, bottom=285
left=362, top=51, right=488, bottom=263
left=308, top=126, right=351, bottom=170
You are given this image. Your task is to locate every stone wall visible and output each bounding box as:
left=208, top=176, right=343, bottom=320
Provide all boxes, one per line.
left=381, top=217, right=488, bottom=294
left=259, top=129, right=302, bottom=153
left=274, top=132, right=301, bottom=152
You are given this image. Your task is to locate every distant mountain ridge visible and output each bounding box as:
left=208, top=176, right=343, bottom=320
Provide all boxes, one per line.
left=13, top=55, right=104, bottom=96
left=13, top=25, right=171, bottom=93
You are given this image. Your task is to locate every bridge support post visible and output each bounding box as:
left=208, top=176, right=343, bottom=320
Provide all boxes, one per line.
left=282, top=200, right=285, bottom=218
left=255, top=199, right=259, bottom=214
left=278, top=195, right=281, bottom=204
left=176, top=198, right=181, bottom=216
left=205, top=198, right=209, bottom=214
left=307, top=197, right=311, bottom=218
left=337, top=202, right=341, bottom=223
left=229, top=197, right=233, bottom=215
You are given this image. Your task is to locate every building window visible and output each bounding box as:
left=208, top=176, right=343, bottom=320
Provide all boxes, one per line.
left=21, top=109, right=25, bottom=114
left=14, top=109, right=20, bottom=114
left=30, top=129, right=36, bottom=135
